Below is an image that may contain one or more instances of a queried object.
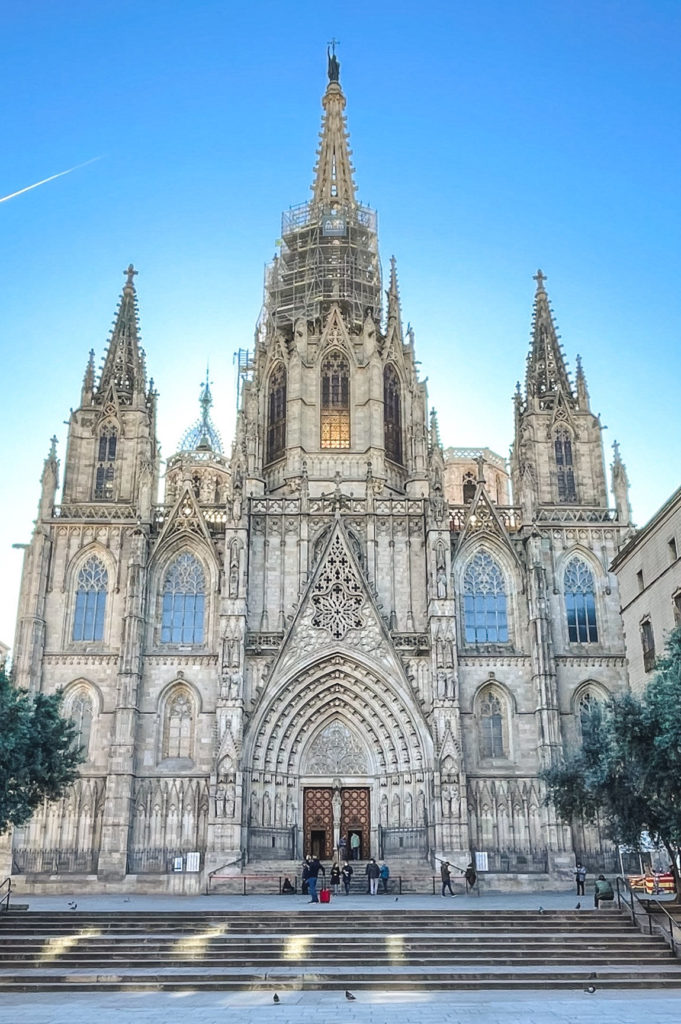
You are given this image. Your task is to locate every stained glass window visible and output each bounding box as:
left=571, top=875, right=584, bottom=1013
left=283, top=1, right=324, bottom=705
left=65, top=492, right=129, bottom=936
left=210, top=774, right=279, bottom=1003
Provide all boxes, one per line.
left=73, top=556, right=108, bottom=641
left=161, top=554, right=205, bottom=644
left=555, top=428, right=576, bottom=502
left=321, top=351, right=350, bottom=449
left=463, top=552, right=508, bottom=644
left=565, top=558, right=598, bottom=643
left=479, top=688, right=505, bottom=758
left=267, top=363, right=287, bottom=463
left=383, top=364, right=402, bottom=464
left=94, top=425, right=117, bottom=499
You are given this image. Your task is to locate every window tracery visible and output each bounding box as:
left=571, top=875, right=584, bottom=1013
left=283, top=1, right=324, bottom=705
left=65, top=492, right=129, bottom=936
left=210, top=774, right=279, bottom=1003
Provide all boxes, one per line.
left=564, top=557, right=598, bottom=643
left=161, top=553, right=205, bottom=644
left=311, top=534, right=364, bottom=640
left=383, top=364, right=402, bottom=464
left=478, top=687, right=506, bottom=759
left=73, top=556, right=108, bottom=642
left=162, top=688, right=194, bottom=760
left=321, top=351, right=350, bottom=449
left=641, top=618, right=655, bottom=672
left=69, top=688, right=94, bottom=757
left=95, top=424, right=117, bottom=499
left=266, top=363, right=287, bottom=463
left=463, top=552, right=508, bottom=644
left=554, top=428, right=576, bottom=502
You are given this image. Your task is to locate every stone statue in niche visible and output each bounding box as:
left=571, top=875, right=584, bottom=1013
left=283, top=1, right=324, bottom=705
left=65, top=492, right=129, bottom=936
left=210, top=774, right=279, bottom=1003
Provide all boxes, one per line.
left=380, top=794, right=389, bottom=827
left=286, top=794, right=295, bottom=827
left=404, top=792, right=413, bottom=825
left=416, top=789, right=426, bottom=824
left=274, top=793, right=283, bottom=827
left=263, top=791, right=272, bottom=826
left=250, top=792, right=259, bottom=825
left=225, top=783, right=236, bottom=819
left=215, top=781, right=226, bottom=817
left=229, top=545, right=240, bottom=598
left=436, top=567, right=448, bottom=598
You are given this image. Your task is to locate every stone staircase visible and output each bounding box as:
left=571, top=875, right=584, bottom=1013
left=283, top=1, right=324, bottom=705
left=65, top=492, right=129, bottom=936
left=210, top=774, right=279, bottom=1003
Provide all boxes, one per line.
left=1, top=907, right=681, bottom=992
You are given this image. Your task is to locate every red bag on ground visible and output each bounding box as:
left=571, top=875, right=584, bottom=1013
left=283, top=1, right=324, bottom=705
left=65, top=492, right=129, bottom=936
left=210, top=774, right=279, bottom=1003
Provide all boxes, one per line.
left=319, top=888, right=331, bottom=903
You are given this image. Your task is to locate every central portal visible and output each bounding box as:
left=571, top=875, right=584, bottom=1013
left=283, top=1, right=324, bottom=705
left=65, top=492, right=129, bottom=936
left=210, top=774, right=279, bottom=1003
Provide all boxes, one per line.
left=303, top=786, right=370, bottom=860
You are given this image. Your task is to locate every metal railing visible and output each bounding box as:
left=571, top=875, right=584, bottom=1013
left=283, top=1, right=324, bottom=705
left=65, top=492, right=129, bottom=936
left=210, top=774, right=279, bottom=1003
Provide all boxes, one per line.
left=0, top=878, right=11, bottom=913
left=378, top=826, right=428, bottom=858
left=616, top=875, right=680, bottom=957
left=247, top=827, right=296, bottom=860
left=12, top=848, right=98, bottom=874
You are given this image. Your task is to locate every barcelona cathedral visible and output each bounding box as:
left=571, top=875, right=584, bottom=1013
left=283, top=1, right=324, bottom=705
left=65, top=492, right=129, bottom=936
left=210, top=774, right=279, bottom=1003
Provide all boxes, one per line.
left=7, top=55, right=635, bottom=892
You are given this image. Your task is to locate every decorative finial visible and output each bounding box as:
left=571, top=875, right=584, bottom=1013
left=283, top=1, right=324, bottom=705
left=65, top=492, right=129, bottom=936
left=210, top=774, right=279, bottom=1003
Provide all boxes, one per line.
left=48, top=435, right=58, bottom=459
left=327, top=39, right=340, bottom=82
left=124, top=263, right=138, bottom=288
left=612, top=439, right=621, bottom=461
left=533, top=268, right=546, bottom=291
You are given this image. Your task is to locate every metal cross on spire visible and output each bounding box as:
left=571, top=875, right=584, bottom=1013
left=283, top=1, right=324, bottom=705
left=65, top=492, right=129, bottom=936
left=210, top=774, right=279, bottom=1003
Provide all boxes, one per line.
left=327, top=39, right=340, bottom=82
left=533, top=268, right=547, bottom=290
left=124, top=264, right=138, bottom=287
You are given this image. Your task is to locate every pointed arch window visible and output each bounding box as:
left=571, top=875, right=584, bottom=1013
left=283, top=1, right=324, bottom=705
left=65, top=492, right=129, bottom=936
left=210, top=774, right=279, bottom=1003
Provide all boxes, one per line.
left=565, top=557, right=598, bottom=643
left=479, top=687, right=506, bottom=758
left=267, top=363, right=287, bottom=463
left=577, top=689, right=600, bottom=745
left=73, top=556, right=108, bottom=642
left=463, top=552, right=508, bottom=644
left=161, top=554, right=205, bottom=644
left=554, top=428, right=577, bottom=502
left=70, top=689, right=94, bottom=757
left=162, top=688, right=195, bottom=760
left=321, top=351, right=350, bottom=449
left=95, top=424, right=117, bottom=499
left=462, top=473, right=476, bottom=503
left=383, top=364, right=402, bottom=464
left=641, top=617, right=655, bottom=673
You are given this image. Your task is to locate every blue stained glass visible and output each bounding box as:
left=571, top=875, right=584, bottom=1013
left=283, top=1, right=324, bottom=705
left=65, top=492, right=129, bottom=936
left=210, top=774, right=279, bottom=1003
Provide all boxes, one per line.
left=161, top=554, right=205, bottom=644
left=72, top=557, right=108, bottom=642
left=565, top=558, right=598, bottom=643
left=463, top=553, right=508, bottom=644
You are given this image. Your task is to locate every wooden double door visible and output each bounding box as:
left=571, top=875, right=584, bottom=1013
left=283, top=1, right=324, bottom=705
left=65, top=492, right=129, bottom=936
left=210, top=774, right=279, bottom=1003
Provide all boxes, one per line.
left=303, top=786, right=370, bottom=860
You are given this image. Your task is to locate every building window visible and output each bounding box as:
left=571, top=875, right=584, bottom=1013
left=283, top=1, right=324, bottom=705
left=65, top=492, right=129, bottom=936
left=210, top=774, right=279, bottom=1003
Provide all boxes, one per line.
left=321, top=351, right=350, bottom=449
left=383, top=364, right=402, bottom=464
left=266, top=363, right=287, bottom=463
left=479, top=687, right=505, bottom=758
left=161, top=554, right=205, bottom=644
left=70, top=689, right=94, bottom=757
left=577, top=690, right=599, bottom=744
left=641, top=618, right=655, bottom=673
left=462, top=473, right=476, bottom=503
left=636, top=569, right=644, bottom=593
left=564, top=557, right=598, bottom=643
left=463, top=551, right=508, bottom=644
left=673, top=592, right=681, bottom=627
left=162, top=689, right=194, bottom=760
left=94, top=425, right=117, bottom=499
left=554, top=428, right=577, bottom=503
left=73, top=556, right=108, bottom=642
left=668, top=537, right=678, bottom=564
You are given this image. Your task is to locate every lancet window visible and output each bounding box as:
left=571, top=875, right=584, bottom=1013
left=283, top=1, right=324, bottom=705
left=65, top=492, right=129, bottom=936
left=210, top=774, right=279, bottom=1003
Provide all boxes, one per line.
left=577, top=689, right=600, bottom=744
left=266, top=363, right=287, bottom=463
left=462, top=473, right=476, bottom=503
left=478, top=687, right=506, bottom=759
left=162, top=688, right=194, bottom=760
left=94, top=424, right=117, bottom=499
left=321, top=351, right=350, bottom=449
left=463, top=551, right=508, bottom=644
left=383, top=364, right=402, bottom=464
left=72, top=556, right=108, bottom=642
left=161, top=554, right=205, bottom=644
left=564, top=557, right=598, bottom=643
left=70, top=689, right=94, bottom=757
left=554, top=428, right=577, bottom=502
left=641, top=618, right=655, bottom=673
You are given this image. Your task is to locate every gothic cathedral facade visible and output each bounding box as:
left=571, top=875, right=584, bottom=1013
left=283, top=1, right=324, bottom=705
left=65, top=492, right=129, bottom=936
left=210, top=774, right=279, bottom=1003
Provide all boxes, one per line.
left=9, top=62, right=633, bottom=889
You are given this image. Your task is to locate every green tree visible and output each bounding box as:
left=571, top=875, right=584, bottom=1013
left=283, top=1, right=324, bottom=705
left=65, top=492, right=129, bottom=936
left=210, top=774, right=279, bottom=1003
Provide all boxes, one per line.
left=0, top=667, right=84, bottom=834
left=542, top=627, right=681, bottom=899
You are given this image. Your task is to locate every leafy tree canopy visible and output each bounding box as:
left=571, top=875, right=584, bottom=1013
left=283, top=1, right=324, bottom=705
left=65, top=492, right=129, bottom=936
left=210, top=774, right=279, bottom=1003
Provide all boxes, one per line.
left=542, top=627, right=681, bottom=894
left=0, top=668, right=84, bottom=835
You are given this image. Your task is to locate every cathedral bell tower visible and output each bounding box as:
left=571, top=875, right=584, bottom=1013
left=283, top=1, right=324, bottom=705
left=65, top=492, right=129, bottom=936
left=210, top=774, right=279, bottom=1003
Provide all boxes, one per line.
left=231, top=52, right=429, bottom=500
left=510, top=270, right=608, bottom=518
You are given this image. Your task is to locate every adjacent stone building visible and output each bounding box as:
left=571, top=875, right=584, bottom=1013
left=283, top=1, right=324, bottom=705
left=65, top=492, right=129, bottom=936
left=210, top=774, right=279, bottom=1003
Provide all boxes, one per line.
left=10, top=59, right=634, bottom=890
left=611, top=484, right=681, bottom=692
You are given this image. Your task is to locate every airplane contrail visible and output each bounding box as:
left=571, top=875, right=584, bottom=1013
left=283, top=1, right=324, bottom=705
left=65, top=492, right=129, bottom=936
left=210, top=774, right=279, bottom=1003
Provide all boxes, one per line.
left=0, top=156, right=102, bottom=204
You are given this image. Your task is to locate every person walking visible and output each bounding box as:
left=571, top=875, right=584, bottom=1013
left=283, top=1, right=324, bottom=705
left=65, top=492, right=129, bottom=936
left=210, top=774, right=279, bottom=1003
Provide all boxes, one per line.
left=330, top=862, right=341, bottom=894
left=593, top=874, right=614, bottom=909
left=306, top=855, right=325, bottom=903
left=366, top=857, right=380, bottom=895
left=440, top=860, right=456, bottom=897
left=341, top=860, right=353, bottom=895
left=350, top=832, right=360, bottom=861
left=379, top=862, right=390, bottom=894
left=574, top=862, right=587, bottom=896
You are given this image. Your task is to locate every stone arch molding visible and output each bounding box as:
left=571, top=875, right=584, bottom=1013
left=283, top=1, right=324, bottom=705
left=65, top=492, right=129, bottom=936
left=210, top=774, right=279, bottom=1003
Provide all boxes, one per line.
left=243, top=655, right=432, bottom=778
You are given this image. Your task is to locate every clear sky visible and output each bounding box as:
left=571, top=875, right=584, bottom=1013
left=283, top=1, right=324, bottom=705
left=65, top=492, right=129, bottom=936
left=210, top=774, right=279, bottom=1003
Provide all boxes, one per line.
left=1, top=0, right=680, bottom=651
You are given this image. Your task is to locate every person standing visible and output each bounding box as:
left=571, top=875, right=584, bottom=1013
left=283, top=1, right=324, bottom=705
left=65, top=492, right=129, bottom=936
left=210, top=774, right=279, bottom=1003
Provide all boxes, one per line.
left=301, top=856, right=310, bottom=896
left=574, top=862, right=587, bottom=896
left=330, top=862, right=341, bottom=894
left=350, top=832, right=360, bottom=861
left=440, top=860, right=456, bottom=897
left=341, top=860, right=353, bottom=895
left=306, top=855, right=325, bottom=903
left=379, top=862, right=390, bottom=894
left=366, top=857, right=380, bottom=895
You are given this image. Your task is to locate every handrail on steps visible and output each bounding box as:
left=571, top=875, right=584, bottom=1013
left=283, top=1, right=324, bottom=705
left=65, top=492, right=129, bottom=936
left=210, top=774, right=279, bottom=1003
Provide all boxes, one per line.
left=617, top=875, right=680, bottom=957
left=0, top=878, right=11, bottom=913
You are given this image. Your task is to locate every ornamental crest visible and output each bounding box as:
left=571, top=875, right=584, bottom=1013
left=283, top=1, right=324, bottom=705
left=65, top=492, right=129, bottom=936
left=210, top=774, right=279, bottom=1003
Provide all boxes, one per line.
left=311, top=534, right=364, bottom=640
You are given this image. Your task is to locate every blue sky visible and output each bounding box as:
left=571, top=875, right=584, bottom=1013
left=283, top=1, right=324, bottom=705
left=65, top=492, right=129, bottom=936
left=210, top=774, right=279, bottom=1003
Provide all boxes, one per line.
left=1, top=0, right=680, bottom=649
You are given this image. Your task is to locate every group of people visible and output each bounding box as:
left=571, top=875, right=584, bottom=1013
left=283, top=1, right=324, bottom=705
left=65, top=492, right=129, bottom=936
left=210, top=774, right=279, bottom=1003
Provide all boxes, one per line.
left=440, top=860, right=477, bottom=897
left=300, top=855, right=392, bottom=901
left=574, top=861, right=615, bottom=907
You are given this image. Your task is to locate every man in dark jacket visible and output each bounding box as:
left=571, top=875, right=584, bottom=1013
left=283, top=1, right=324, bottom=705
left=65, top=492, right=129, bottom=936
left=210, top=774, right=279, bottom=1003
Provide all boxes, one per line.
left=366, top=857, right=380, bottom=895
left=306, top=856, right=325, bottom=903
left=440, top=861, right=456, bottom=897
left=594, top=874, right=614, bottom=909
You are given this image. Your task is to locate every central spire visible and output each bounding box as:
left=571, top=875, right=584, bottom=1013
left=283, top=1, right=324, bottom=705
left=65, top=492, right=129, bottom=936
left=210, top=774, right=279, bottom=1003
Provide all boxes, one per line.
left=311, top=52, right=357, bottom=208
left=525, top=269, right=574, bottom=408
